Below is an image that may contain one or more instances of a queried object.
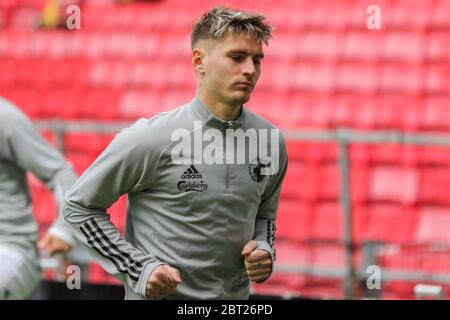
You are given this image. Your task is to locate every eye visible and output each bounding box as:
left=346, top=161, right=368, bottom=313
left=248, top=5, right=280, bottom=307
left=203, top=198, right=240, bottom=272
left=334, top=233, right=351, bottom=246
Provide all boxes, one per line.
left=230, top=56, right=244, bottom=62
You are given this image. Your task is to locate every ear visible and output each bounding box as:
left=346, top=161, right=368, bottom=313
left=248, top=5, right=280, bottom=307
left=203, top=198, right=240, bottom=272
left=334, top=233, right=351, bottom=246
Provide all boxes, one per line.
left=192, top=48, right=206, bottom=74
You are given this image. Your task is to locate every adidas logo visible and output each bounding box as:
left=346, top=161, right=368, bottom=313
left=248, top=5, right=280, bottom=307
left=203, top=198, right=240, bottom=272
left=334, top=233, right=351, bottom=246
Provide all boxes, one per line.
left=181, top=165, right=203, bottom=179
left=177, top=165, right=207, bottom=192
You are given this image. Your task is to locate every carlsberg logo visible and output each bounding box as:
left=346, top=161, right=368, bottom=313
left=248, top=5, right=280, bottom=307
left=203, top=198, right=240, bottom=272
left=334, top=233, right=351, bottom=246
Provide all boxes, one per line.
left=177, top=181, right=208, bottom=192
left=170, top=121, right=280, bottom=175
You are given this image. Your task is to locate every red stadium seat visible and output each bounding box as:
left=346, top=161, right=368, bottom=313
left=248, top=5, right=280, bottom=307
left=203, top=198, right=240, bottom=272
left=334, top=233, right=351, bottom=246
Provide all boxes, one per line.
left=275, top=240, right=311, bottom=266
left=281, top=162, right=318, bottom=201
left=350, top=165, right=371, bottom=204
left=424, top=65, right=450, bottom=94
left=3, top=89, right=42, bottom=118
left=418, top=168, right=450, bottom=206
left=381, top=281, right=416, bottom=300
left=311, top=243, right=345, bottom=269
left=364, top=204, right=418, bottom=243
left=382, top=31, right=425, bottom=62
left=251, top=273, right=306, bottom=297
left=341, top=31, right=382, bottom=61
left=422, top=249, right=450, bottom=275
left=419, top=146, right=450, bottom=167
left=369, top=166, right=418, bottom=204
left=65, top=152, right=96, bottom=176
left=78, top=89, right=121, bottom=120
left=88, top=262, right=121, bottom=285
left=292, top=61, right=335, bottom=93
left=422, top=95, right=450, bottom=131
left=415, top=207, right=450, bottom=243
left=377, top=245, right=424, bottom=272
left=390, top=0, right=433, bottom=29
left=299, top=276, right=343, bottom=299
left=370, top=145, right=419, bottom=167
left=317, top=164, right=340, bottom=201
left=351, top=205, right=370, bottom=243
left=428, top=32, right=450, bottom=62
left=276, top=200, right=313, bottom=241
left=336, top=62, right=378, bottom=93
left=284, top=142, right=338, bottom=164
left=48, top=59, right=87, bottom=88
left=64, top=133, right=113, bottom=156
left=380, top=63, right=423, bottom=94
left=349, top=144, right=371, bottom=166
left=432, top=0, right=450, bottom=29
left=118, top=89, right=161, bottom=120
left=311, top=202, right=343, bottom=241
left=158, top=89, right=196, bottom=113
left=253, top=240, right=310, bottom=297
left=41, top=89, right=79, bottom=119
left=295, top=31, right=339, bottom=60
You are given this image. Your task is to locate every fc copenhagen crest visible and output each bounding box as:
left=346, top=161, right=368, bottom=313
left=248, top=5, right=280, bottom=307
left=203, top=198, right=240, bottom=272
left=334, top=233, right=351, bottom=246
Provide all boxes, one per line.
left=248, top=160, right=270, bottom=183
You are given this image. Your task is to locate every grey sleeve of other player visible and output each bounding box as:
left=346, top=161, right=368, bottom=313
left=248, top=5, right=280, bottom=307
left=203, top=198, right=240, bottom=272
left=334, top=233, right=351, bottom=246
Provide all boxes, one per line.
left=63, top=122, right=168, bottom=298
left=253, top=134, right=288, bottom=269
left=2, top=106, right=77, bottom=245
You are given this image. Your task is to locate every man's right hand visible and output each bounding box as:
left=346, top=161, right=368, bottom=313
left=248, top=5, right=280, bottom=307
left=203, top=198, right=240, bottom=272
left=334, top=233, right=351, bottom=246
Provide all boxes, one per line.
left=146, top=264, right=182, bottom=300
left=38, top=232, right=73, bottom=256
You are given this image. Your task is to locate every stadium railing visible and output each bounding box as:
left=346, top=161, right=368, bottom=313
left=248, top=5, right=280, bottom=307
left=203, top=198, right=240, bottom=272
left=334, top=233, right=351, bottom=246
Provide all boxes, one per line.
left=35, top=121, right=450, bottom=300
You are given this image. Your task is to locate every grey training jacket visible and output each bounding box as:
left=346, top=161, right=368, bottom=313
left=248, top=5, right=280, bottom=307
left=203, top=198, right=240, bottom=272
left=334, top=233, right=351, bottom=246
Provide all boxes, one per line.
left=63, top=97, right=288, bottom=299
left=0, top=97, right=77, bottom=254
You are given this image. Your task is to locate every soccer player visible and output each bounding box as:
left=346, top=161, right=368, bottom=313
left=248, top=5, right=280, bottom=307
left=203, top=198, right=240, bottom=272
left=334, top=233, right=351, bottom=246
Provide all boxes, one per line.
left=63, top=7, right=288, bottom=300
left=0, top=97, right=77, bottom=299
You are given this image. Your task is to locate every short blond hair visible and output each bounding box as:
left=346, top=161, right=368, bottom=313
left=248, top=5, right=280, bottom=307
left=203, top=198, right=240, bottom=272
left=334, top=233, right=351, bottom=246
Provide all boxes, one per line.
left=191, top=7, right=273, bottom=48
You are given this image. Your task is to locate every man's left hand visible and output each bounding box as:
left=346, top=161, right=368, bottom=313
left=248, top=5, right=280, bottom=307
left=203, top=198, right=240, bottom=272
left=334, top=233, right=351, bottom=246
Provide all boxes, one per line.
left=241, top=240, right=272, bottom=283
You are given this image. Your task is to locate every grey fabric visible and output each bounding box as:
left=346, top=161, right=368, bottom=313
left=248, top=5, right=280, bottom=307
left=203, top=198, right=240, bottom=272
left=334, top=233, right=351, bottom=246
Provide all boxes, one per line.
left=64, top=97, right=288, bottom=299
left=0, top=97, right=77, bottom=252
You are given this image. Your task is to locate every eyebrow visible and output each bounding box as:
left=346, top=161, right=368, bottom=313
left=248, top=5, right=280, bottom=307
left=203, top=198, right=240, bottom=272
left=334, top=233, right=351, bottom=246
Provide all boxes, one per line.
left=227, top=50, right=265, bottom=59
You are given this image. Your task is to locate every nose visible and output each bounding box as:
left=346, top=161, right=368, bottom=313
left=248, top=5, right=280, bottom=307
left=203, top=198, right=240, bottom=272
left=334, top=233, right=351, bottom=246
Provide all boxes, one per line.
left=242, top=57, right=256, bottom=76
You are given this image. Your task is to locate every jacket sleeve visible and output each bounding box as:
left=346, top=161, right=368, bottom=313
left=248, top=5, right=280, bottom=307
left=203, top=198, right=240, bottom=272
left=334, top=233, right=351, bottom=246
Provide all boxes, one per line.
left=253, top=132, right=288, bottom=269
left=63, top=120, right=167, bottom=298
left=3, top=107, right=77, bottom=245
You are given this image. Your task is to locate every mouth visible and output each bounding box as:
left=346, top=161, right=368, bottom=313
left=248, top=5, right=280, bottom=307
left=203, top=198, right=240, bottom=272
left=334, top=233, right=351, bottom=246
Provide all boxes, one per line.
left=235, top=82, right=254, bottom=89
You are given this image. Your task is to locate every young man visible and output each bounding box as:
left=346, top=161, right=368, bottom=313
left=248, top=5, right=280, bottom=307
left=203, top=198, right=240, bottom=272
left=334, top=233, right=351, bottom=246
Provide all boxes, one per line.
left=0, top=97, right=77, bottom=299
left=63, top=7, right=288, bottom=300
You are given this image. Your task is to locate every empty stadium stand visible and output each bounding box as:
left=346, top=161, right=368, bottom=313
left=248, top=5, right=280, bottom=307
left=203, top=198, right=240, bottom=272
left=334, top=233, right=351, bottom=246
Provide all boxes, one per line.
left=0, top=0, right=449, bottom=299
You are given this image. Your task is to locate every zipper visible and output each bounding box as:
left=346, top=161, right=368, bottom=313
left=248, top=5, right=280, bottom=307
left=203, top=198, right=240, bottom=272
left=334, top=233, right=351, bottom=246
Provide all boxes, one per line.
left=225, top=164, right=231, bottom=194
left=224, top=121, right=233, bottom=194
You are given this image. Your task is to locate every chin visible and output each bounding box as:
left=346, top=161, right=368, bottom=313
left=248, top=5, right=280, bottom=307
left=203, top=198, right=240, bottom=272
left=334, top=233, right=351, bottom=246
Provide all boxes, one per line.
left=231, top=93, right=251, bottom=105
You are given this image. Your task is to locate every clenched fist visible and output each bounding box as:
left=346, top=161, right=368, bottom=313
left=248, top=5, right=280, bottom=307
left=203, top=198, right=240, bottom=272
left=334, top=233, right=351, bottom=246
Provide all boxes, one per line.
left=38, top=233, right=72, bottom=256
left=242, top=240, right=272, bottom=283
left=146, top=264, right=182, bottom=300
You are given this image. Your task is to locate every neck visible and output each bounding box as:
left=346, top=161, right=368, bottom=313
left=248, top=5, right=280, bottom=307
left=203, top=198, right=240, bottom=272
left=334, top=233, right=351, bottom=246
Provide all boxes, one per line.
left=197, top=89, right=242, bottom=122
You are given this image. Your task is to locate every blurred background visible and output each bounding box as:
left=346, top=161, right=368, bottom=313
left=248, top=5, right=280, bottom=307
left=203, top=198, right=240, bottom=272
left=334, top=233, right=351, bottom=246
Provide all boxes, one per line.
left=1, top=0, right=450, bottom=300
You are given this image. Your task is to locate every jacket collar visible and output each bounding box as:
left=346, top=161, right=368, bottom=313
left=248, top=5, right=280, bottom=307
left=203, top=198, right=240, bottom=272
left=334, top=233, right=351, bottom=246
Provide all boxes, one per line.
left=191, top=97, right=245, bottom=129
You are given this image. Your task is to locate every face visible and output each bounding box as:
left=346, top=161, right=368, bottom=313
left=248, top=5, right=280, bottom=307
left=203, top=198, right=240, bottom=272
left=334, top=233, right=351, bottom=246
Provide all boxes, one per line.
left=193, top=32, right=264, bottom=106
